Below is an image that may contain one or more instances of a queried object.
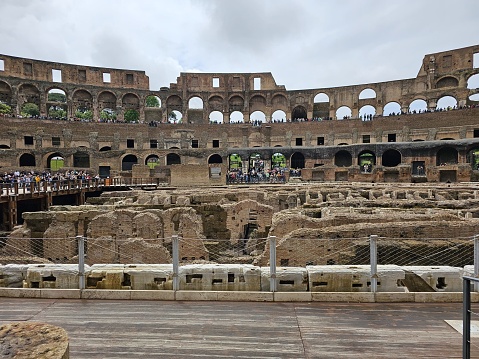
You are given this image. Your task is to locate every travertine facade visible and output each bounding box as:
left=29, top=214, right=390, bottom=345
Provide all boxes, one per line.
left=0, top=45, right=479, bottom=185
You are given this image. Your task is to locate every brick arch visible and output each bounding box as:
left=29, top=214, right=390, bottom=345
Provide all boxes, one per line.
left=122, top=93, right=140, bottom=110
left=98, top=91, right=117, bottom=110
left=249, top=94, right=267, bottom=113
left=436, top=76, right=459, bottom=89
left=18, top=83, right=40, bottom=107
left=0, top=80, right=12, bottom=105
left=208, top=95, right=224, bottom=111
left=72, top=89, right=93, bottom=111
left=228, top=95, right=244, bottom=112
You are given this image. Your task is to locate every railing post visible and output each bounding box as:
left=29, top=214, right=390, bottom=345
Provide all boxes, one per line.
left=474, top=235, right=479, bottom=292
left=269, top=236, right=277, bottom=292
left=464, top=277, right=471, bottom=359
left=77, top=235, right=85, bottom=290
left=370, top=235, right=378, bottom=293
left=172, top=235, right=179, bottom=292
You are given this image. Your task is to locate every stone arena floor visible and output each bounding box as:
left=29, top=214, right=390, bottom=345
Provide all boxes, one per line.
left=0, top=298, right=477, bottom=358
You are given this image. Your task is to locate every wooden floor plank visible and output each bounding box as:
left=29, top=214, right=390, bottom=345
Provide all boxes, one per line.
left=0, top=299, right=474, bottom=358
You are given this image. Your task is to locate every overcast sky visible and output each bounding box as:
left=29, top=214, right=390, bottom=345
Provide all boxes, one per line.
left=1, top=0, right=478, bottom=91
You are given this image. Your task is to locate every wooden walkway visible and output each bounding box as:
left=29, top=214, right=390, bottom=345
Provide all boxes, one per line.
left=0, top=299, right=473, bottom=358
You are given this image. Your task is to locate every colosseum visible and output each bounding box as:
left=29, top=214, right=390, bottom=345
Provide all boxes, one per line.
left=1, top=45, right=479, bottom=291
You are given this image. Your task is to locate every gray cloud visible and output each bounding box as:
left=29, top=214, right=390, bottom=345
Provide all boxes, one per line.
left=0, top=0, right=478, bottom=90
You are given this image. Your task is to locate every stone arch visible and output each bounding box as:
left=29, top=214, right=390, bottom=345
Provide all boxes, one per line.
left=0, top=81, right=12, bottom=105
left=98, top=91, right=117, bottom=110
left=228, top=95, right=244, bottom=112
left=382, top=149, right=401, bottom=167
left=359, top=88, right=376, bottom=99
left=313, top=92, right=330, bottom=119
left=145, top=154, right=160, bottom=169
left=336, top=106, right=352, bottom=120
left=250, top=110, right=266, bottom=123
left=99, top=146, right=111, bottom=152
left=208, top=154, right=223, bottom=164
left=272, top=152, right=286, bottom=169
left=19, top=153, right=36, bottom=167
left=468, top=74, right=479, bottom=90
left=249, top=94, right=266, bottom=113
left=290, top=152, right=305, bottom=169
left=229, top=153, right=243, bottom=170
left=73, top=151, right=90, bottom=168
left=122, top=93, right=140, bottom=110
left=230, top=111, right=244, bottom=123
left=46, top=88, right=67, bottom=119
left=436, top=95, right=457, bottom=110
left=436, top=76, right=459, bottom=88
left=383, top=101, right=402, bottom=116
left=208, top=95, right=224, bottom=111
left=334, top=150, right=352, bottom=167
left=272, top=110, right=287, bottom=122
left=18, top=83, right=40, bottom=108
left=359, top=105, right=376, bottom=120
left=0, top=144, right=10, bottom=149
left=166, top=95, right=182, bottom=117
left=122, top=154, right=138, bottom=171
left=188, top=96, right=203, bottom=109
left=46, top=152, right=65, bottom=171
left=292, top=105, right=307, bottom=121
left=72, top=89, right=93, bottom=117
left=166, top=153, right=181, bottom=165
left=209, top=110, right=223, bottom=124
left=467, top=147, right=479, bottom=170
left=436, top=147, right=458, bottom=166
left=358, top=150, right=376, bottom=172
left=409, top=99, right=427, bottom=113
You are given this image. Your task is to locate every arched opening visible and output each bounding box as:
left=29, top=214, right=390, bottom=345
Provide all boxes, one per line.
left=188, top=96, right=203, bottom=109
left=409, top=99, right=427, bottom=113
left=436, top=147, right=458, bottom=166
left=166, top=153, right=181, bottom=165
left=358, top=151, right=376, bottom=173
left=73, top=89, right=93, bottom=120
left=145, top=95, right=161, bottom=108
left=19, top=153, right=35, bottom=167
left=334, top=150, right=352, bottom=167
left=382, top=149, right=401, bottom=167
left=47, top=89, right=67, bottom=120
left=73, top=152, right=90, bottom=168
left=228, top=95, right=244, bottom=113
left=313, top=92, right=330, bottom=120
left=272, top=110, right=287, bottom=123
left=208, top=154, right=223, bottom=164
left=436, top=96, right=457, bottom=110
left=272, top=153, right=286, bottom=169
left=436, top=76, right=459, bottom=88
left=230, top=111, right=244, bottom=123
left=0, top=144, right=10, bottom=149
left=229, top=154, right=242, bottom=170
left=168, top=110, right=182, bottom=124
left=122, top=154, right=138, bottom=171
left=145, top=154, right=160, bottom=169
left=19, top=84, right=40, bottom=114
left=250, top=110, right=266, bottom=124
left=208, top=95, right=224, bottom=112
left=359, top=88, right=376, bottom=99
left=290, top=152, right=305, bottom=169
left=0, top=81, right=12, bottom=107
left=383, top=102, right=402, bottom=116
left=336, top=106, right=352, bottom=120
left=292, top=106, right=307, bottom=121
left=48, top=153, right=64, bottom=171
left=209, top=111, right=223, bottom=124
left=468, top=74, right=479, bottom=90
left=359, top=105, right=376, bottom=121
left=122, top=93, right=140, bottom=112
left=98, top=91, right=117, bottom=120
left=99, top=146, right=111, bottom=152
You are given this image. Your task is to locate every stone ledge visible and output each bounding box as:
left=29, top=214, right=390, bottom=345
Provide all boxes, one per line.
left=41, top=289, right=81, bottom=299
left=274, top=292, right=312, bottom=302
left=311, top=292, right=375, bottom=303
left=81, top=289, right=131, bottom=300
left=131, top=290, right=175, bottom=301
left=0, top=288, right=41, bottom=298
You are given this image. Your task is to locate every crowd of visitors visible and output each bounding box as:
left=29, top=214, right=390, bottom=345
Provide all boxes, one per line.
left=226, top=167, right=286, bottom=184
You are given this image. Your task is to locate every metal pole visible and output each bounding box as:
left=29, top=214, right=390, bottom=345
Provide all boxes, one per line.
left=370, top=235, right=378, bottom=293
left=474, top=235, right=479, bottom=292
left=269, top=236, right=277, bottom=292
left=172, top=235, right=179, bottom=292
left=77, top=235, right=85, bottom=290
left=463, top=277, right=471, bottom=359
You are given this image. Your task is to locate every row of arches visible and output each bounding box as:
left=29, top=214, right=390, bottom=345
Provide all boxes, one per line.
left=15, top=146, right=479, bottom=173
